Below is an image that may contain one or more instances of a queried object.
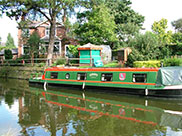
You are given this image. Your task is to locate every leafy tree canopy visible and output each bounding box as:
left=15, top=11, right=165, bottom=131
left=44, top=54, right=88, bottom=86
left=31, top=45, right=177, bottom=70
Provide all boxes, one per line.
left=105, top=0, right=144, bottom=42
left=75, top=4, right=117, bottom=46
left=75, top=0, right=144, bottom=47
left=128, top=31, right=160, bottom=60
left=26, top=32, right=42, bottom=64
left=5, top=33, right=15, bottom=48
left=171, top=18, right=182, bottom=33
left=172, top=32, right=182, bottom=44
left=106, top=0, right=144, bottom=26
left=152, top=18, right=172, bottom=45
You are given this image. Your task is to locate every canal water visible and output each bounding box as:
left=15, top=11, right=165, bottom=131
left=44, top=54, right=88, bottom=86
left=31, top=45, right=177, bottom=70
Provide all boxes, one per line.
left=0, top=79, right=182, bottom=136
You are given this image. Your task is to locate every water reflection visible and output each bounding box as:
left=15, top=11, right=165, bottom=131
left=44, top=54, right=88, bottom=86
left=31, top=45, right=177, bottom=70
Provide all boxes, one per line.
left=0, top=78, right=182, bottom=136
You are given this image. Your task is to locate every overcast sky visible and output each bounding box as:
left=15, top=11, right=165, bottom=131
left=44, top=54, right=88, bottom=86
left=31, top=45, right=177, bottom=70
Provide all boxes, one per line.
left=0, top=0, right=182, bottom=46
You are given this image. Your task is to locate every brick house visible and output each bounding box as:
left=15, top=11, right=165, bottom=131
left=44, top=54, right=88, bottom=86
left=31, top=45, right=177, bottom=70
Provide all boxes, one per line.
left=18, top=20, right=78, bottom=58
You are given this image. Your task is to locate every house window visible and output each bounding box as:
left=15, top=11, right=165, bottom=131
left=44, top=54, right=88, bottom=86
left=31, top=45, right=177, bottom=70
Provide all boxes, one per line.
left=65, top=73, right=70, bottom=79
left=77, top=73, right=86, bottom=80
left=50, top=72, right=58, bottom=79
left=23, top=45, right=30, bottom=55
left=53, top=42, right=59, bottom=53
left=45, top=27, right=56, bottom=36
left=101, top=73, right=113, bottom=81
left=133, top=74, right=147, bottom=83
left=45, top=27, right=49, bottom=36
left=44, top=42, right=59, bottom=53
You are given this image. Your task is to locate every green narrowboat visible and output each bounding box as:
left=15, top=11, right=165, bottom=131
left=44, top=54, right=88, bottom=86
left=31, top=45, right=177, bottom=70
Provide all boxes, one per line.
left=29, top=66, right=182, bottom=97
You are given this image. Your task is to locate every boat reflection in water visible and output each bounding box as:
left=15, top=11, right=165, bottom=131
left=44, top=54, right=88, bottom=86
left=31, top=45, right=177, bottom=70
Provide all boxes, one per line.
left=1, top=79, right=182, bottom=135
left=31, top=87, right=182, bottom=132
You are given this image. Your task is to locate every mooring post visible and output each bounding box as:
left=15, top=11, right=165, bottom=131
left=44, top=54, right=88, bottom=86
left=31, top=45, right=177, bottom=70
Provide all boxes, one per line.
left=145, top=88, right=148, bottom=96
left=44, top=82, right=47, bottom=91
left=82, top=82, right=85, bottom=90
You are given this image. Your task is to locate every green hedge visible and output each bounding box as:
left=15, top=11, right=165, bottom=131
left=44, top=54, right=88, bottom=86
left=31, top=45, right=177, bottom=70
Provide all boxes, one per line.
left=163, top=58, right=182, bottom=67
left=133, top=58, right=182, bottom=68
left=133, top=60, right=161, bottom=68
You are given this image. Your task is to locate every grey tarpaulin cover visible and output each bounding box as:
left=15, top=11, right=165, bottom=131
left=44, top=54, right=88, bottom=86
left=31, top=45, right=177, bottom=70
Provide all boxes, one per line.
left=156, top=67, right=182, bottom=86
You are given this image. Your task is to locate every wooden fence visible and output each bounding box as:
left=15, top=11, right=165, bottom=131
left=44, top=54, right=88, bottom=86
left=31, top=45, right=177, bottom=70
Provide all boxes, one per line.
left=0, top=58, right=94, bottom=67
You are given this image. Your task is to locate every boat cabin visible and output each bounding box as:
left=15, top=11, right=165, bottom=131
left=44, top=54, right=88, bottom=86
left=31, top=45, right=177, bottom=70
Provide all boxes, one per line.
left=42, top=67, right=158, bottom=90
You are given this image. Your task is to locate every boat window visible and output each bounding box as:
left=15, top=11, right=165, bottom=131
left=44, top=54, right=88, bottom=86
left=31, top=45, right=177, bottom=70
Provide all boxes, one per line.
left=50, top=72, right=58, bottom=79
left=77, top=73, right=87, bottom=80
left=133, top=74, right=147, bottom=83
left=65, top=73, right=70, bottom=79
left=101, top=73, right=113, bottom=81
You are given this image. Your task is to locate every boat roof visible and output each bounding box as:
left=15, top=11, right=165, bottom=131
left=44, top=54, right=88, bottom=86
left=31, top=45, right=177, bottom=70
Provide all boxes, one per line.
left=45, top=67, right=159, bottom=72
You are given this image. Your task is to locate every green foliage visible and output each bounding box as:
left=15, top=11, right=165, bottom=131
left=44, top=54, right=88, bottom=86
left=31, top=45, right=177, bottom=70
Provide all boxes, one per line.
left=126, top=48, right=144, bottom=67
left=26, top=32, right=42, bottom=57
left=105, top=0, right=144, bottom=26
left=105, top=0, right=144, bottom=43
left=75, top=4, right=117, bottom=45
left=6, top=58, right=24, bottom=65
left=67, top=45, right=80, bottom=58
left=152, top=18, right=172, bottom=45
left=125, top=31, right=168, bottom=67
left=133, top=61, right=161, bottom=68
left=117, top=22, right=140, bottom=42
left=163, top=58, right=182, bottom=67
left=0, top=46, right=7, bottom=51
left=5, top=33, right=15, bottom=48
left=52, top=58, right=66, bottom=66
left=172, top=32, right=182, bottom=44
left=103, top=61, right=120, bottom=68
left=170, top=32, right=182, bottom=55
left=4, top=49, right=13, bottom=60
left=171, top=18, right=182, bottom=32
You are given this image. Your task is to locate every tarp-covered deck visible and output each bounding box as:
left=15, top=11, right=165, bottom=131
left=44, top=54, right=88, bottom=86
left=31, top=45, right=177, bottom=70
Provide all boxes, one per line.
left=156, top=67, right=182, bottom=86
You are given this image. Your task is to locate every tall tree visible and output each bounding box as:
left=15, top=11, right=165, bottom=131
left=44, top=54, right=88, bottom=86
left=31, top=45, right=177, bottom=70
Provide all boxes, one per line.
left=75, top=4, right=117, bottom=46
left=77, top=0, right=144, bottom=46
left=106, top=0, right=144, bottom=26
left=105, top=0, right=144, bottom=42
left=152, top=18, right=172, bottom=45
left=171, top=18, right=182, bottom=33
left=26, top=32, right=42, bottom=65
left=0, top=0, right=78, bottom=65
left=5, top=33, right=15, bottom=48
left=152, top=18, right=172, bottom=58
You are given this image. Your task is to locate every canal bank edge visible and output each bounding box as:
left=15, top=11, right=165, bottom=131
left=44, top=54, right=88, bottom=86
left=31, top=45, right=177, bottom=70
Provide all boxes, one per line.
left=0, top=66, right=44, bottom=80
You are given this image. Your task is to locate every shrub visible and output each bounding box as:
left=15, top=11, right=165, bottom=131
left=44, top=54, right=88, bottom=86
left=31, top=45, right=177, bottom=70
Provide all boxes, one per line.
left=52, top=58, right=66, bottom=66
left=4, top=49, right=13, bottom=60
left=163, top=58, right=182, bottom=66
left=126, top=48, right=145, bottom=67
left=133, top=60, right=161, bottom=68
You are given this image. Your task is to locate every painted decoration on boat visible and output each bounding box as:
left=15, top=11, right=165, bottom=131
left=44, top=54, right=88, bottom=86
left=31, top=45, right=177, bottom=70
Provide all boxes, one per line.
left=119, top=73, right=126, bottom=81
left=89, top=73, right=99, bottom=79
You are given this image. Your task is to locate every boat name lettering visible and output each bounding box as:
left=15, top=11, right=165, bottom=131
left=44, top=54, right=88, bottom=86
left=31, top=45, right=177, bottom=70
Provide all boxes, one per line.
left=89, top=73, right=98, bottom=78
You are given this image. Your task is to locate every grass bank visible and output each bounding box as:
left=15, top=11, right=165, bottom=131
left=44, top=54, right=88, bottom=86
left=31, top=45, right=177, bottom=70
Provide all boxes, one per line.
left=0, top=66, right=44, bottom=80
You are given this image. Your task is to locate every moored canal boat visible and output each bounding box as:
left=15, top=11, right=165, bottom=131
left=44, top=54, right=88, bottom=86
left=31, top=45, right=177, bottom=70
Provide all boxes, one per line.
left=29, top=66, right=182, bottom=97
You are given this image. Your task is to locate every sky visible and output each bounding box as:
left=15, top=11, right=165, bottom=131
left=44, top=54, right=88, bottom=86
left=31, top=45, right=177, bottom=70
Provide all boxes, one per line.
left=131, top=0, right=182, bottom=31
left=0, top=0, right=182, bottom=46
